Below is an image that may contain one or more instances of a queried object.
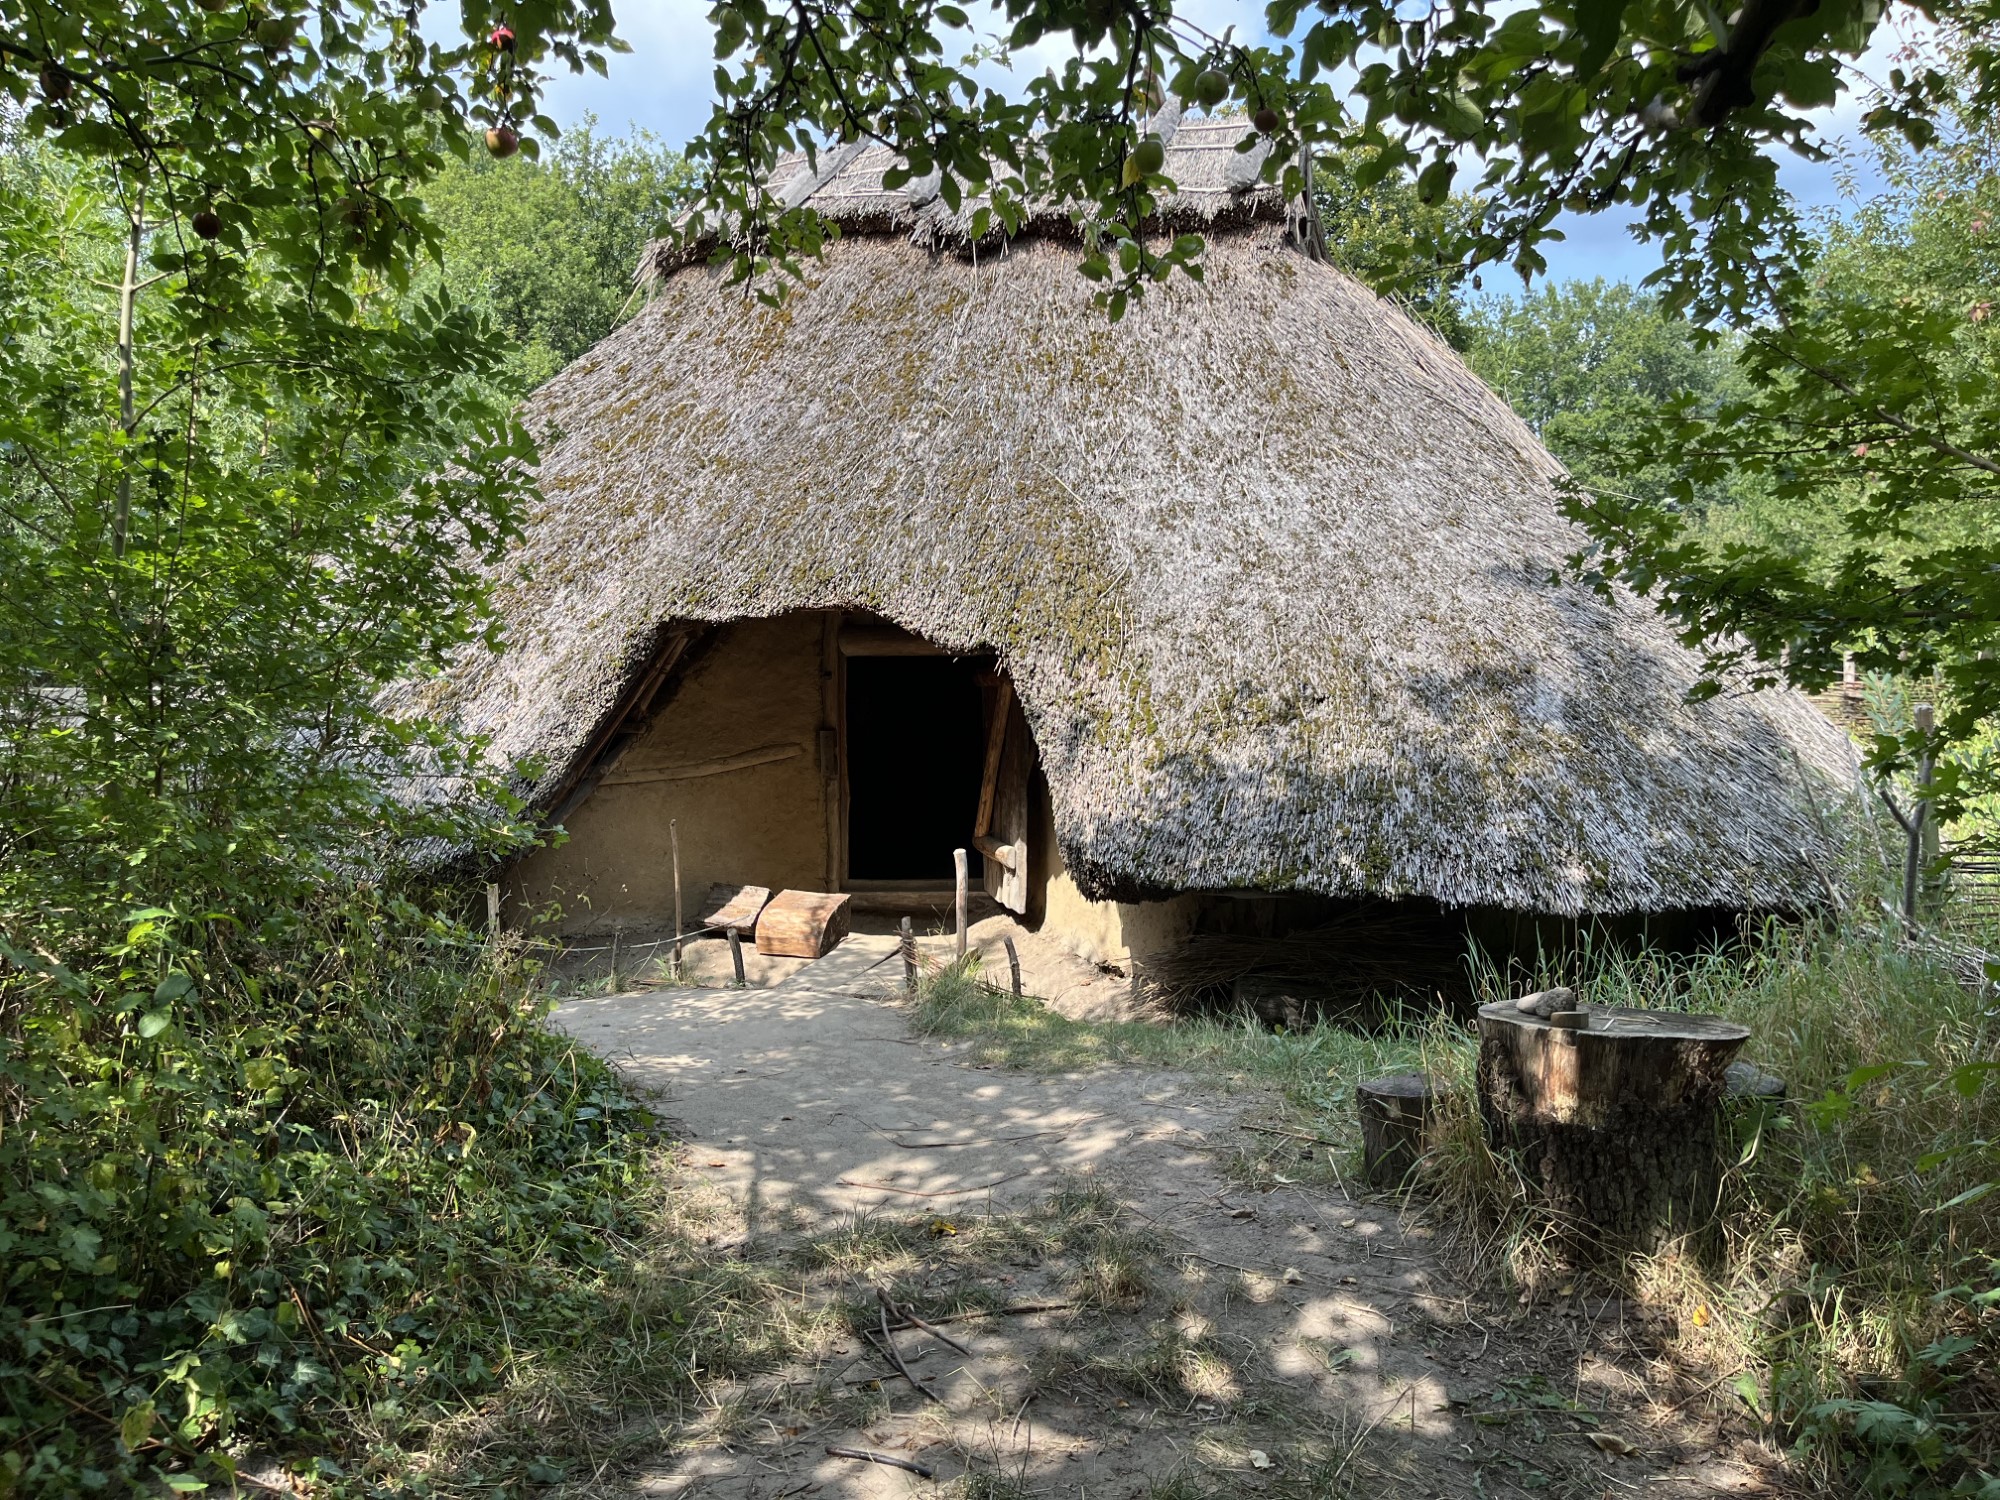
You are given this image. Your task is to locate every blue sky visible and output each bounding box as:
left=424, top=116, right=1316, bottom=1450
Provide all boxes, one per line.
left=538, top=0, right=1905, bottom=289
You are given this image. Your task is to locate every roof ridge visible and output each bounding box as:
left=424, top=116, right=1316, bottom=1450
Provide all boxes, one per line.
left=639, top=112, right=1285, bottom=283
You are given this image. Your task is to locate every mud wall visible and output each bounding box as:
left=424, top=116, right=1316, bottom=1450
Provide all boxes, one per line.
left=508, top=613, right=831, bottom=936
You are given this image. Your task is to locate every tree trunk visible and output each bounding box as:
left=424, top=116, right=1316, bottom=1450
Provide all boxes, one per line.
left=1357, top=1073, right=1434, bottom=1189
left=112, top=189, right=144, bottom=559
left=1476, top=1001, right=1749, bottom=1254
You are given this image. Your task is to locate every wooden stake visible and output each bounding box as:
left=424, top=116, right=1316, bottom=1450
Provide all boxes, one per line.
left=1002, top=934, right=1022, bottom=997
left=485, top=882, right=500, bottom=939
left=727, top=925, right=746, bottom=986
left=670, top=818, right=683, bottom=976
left=900, top=916, right=916, bottom=992
left=112, top=189, right=145, bottom=560
left=953, top=847, right=968, bottom=959
left=1909, top=702, right=1937, bottom=923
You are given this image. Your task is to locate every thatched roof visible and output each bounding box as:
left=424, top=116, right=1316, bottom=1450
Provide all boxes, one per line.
left=644, top=107, right=1284, bottom=276
left=399, top=117, right=1860, bottom=915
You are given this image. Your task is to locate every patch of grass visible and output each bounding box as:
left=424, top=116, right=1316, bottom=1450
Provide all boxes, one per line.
left=909, top=922, right=2000, bottom=1496
left=426, top=1169, right=1179, bottom=1492
left=911, top=956, right=1433, bottom=1153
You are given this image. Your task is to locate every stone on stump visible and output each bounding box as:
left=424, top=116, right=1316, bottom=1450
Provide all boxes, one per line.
left=1476, top=1000, right=1750, bottom=1253
left=1357, top=1073, right=1436, bottom=1188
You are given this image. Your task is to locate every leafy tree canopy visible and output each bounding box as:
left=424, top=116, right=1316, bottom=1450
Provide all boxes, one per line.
left=677, top=0, right=1991, bottom=321
left=1462, top=280, right=1751, bottom=509
left=423, top=120, right=689, bottom=392
left=1555, top=98, right=1999, bottom=824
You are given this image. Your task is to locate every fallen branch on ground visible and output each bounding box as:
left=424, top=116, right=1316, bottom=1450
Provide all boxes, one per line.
left=879, top=1288, right=973, bottom=1356
left=825, top=1445, right=935, bottom=1478
left=872, top=1299, right=943, bottom=1404
left=1240, top=1122, right=1344, bottom=1147
left=837, top=1172, right=1026, bottom=1197
left=890, top=1300, right=1074, bottom=1328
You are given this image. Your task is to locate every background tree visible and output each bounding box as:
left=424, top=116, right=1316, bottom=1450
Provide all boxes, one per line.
left=1561, top=71, right=2000, bottom=829
left=1461, top=280, right=1752, bottom=514
left=1312, top=146, right=1481, bottom=346
left=423, top=121, right=689, bottom=392
left=0, top=2, right=661, bottom=1490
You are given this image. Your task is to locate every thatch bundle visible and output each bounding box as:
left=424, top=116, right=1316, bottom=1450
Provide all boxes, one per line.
left=396, top=116, right=1858, bottom=917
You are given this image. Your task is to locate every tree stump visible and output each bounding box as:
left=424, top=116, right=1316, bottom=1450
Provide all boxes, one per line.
left=1476, top=1001, right=1750, bottom=1252
left=1357, top=1073, right=1436, bottom=1188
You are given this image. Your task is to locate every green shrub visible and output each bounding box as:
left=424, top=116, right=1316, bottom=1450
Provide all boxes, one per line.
left=0, top=899, right=656, bottom=1496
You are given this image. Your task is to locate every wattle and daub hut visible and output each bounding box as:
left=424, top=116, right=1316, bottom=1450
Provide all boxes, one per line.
left=404, top=112, right=1857, bottom=976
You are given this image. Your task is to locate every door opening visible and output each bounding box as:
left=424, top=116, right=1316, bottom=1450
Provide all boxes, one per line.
left=844, top=655, right=986, bottom=882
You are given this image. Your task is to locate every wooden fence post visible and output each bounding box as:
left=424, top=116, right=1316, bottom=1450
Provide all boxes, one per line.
left=485, top=882, right=500, bottom=940
left=953, top=848, right=968, bottom=959
left=727, top=925, right=746, bottom=986
left=1002, top=934, right=1022, bottom=997
left=670, top=818, right=684, bottom=977
left=900, top=916, right=916, bottom=993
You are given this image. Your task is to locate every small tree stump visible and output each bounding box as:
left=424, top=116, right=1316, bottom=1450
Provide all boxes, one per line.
left=1357, top=1073, right=1436, bottom=1188
left=1476, top=1001, right=1750, bottom=1251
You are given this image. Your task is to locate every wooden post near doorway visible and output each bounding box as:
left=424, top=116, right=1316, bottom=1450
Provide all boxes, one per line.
left=670, top=819, right=684, bottom=977
left=953, top=848, right=969, bottom=959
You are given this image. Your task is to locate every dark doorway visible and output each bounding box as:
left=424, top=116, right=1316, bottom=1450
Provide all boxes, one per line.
left=845, top=655, right=985, bottom=881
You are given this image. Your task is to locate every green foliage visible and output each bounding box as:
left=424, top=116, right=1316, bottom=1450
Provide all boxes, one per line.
left=678, top=0, right=1987, bottom=321
left=422, top=122, right=690, bottom=394
left=0, top=0, right=623, bottom=214
left=0, top=141, right=537, bottom=925
left=1311, top=148, right=1480, bottom=347
left=1561, top=100, right=2000, bottom=820
left=1462, top=280, right=1749, bottom=507
left=0, top=3, right=659, bottom=1493
left=1, top=916, right=660, bottom=1495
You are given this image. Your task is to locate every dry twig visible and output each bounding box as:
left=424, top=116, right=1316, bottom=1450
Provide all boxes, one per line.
left=825, top=1444, right=936, bottom=1478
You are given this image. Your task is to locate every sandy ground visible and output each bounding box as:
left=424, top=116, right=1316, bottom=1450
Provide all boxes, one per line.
left=553, top=913, right=1142, bottom=1022
left=549, top=936, right=1785, bottom=1499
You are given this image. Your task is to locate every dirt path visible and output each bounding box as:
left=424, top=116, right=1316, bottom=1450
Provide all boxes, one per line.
left=551, top=939, right=1779, bottom=1499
